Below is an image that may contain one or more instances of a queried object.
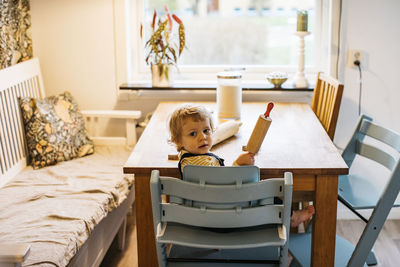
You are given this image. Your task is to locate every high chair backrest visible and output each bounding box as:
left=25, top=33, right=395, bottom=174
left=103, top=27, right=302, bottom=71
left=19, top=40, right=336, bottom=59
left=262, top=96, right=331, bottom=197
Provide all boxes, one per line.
left=181, top=165, right=261, bottom=208
left=342, top=115, right=400, bottom=171
left=182, top=165, right=259, bottom=184
left=151, top=166, right=292, bottom=229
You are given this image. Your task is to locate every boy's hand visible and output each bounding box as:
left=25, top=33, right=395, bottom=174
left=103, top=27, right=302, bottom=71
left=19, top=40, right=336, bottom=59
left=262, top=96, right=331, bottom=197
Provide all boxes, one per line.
left=235, top=152, right=255, bottom=165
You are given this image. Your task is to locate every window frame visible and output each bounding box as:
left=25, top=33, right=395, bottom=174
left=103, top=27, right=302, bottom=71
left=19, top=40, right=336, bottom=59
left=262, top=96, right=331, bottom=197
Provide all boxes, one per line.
left=124, top=0, right=339, bottom=83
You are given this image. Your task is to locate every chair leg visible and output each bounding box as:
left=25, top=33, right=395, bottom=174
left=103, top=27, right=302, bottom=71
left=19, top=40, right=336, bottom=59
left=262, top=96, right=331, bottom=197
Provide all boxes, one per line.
left=280, top=244, right=289, bottom=267
left=347, top=167, right=400, bottom=267
left=155, top=243, right=167, bottom=267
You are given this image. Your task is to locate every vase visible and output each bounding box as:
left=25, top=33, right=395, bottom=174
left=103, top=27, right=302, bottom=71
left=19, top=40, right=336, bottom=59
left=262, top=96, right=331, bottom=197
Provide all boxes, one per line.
left=151, top=64, right=172, bottom=87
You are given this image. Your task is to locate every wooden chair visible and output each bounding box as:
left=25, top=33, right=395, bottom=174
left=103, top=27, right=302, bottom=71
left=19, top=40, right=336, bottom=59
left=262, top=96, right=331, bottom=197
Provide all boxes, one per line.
left=150, top=166, right=293, bottom=267
left=311, top=72, right=344, bottom=140
left=289, top=115, right=400, bottom=267
left=298, top=72, right=345, bottom=231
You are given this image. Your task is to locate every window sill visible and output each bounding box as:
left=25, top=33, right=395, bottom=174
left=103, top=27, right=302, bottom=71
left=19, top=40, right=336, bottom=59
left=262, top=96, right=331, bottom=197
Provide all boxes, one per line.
left=119, top=81, right=314, bottom=92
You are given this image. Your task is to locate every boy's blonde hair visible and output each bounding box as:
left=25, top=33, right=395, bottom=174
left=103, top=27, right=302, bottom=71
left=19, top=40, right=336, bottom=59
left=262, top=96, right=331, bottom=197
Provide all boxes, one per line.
left=168, top=104, right=214, bottom=150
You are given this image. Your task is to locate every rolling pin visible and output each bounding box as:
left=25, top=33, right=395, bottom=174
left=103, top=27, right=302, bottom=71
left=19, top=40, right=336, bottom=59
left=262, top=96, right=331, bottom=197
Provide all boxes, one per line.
left=212, top=120, right=242, bottom=146
left=243, top=102, right=274, bottom=154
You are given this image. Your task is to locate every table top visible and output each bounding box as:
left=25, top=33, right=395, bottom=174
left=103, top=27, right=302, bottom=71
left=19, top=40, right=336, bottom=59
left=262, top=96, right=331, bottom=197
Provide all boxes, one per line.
left=124, top=102, right=348, bottom=177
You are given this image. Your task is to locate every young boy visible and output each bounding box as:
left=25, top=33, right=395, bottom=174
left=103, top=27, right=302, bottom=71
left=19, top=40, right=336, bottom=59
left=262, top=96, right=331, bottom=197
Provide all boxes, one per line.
left=168, top=104, right=314, bottom=227
left=168, top=104, right=254, bottom=175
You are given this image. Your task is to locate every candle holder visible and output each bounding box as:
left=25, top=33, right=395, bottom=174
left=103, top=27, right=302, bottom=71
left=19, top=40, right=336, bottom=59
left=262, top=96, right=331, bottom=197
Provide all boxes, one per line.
left=293, top=31, right=310, bottom=88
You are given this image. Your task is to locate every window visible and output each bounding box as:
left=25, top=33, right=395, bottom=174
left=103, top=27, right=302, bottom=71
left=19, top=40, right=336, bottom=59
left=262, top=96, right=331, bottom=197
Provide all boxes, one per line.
left=126, top=0, right=334, bottom=82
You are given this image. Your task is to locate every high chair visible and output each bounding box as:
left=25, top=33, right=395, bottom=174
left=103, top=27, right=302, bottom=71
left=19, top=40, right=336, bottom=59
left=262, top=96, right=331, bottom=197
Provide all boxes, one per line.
left=289, top=115, right=400, bottom=266
left=150, top=165, right=293, bottom=266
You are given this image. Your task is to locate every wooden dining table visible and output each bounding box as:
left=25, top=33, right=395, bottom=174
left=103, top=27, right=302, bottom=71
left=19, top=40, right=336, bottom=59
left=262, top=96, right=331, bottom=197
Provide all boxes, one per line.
left=123, top=101, right=349, bottom=267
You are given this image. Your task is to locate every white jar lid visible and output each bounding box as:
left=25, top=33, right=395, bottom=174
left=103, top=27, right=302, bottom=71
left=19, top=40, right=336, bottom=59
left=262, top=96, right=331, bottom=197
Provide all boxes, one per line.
left=217, top=71, right=242, bottom=79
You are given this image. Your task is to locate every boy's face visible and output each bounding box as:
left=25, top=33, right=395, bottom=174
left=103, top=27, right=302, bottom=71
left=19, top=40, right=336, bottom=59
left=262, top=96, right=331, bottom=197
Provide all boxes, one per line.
left=177, top=118, right=213, bottom=154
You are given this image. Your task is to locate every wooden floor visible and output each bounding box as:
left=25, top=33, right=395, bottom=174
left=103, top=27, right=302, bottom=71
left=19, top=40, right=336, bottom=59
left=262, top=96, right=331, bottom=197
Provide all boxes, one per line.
left=336, top=220, right=400, bottom=267
left=100, top=208, right=400, bottom=267
left=100, top=207, right=138, bottom=267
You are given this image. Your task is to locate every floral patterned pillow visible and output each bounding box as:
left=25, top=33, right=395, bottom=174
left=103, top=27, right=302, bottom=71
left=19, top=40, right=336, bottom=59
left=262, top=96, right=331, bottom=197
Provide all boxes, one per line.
left=19, top=91, right=94, bottom=169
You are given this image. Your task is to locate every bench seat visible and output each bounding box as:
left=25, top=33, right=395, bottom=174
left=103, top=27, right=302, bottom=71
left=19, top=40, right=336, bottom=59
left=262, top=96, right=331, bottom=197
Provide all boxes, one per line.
left=0, top=146, right=133, bottom=266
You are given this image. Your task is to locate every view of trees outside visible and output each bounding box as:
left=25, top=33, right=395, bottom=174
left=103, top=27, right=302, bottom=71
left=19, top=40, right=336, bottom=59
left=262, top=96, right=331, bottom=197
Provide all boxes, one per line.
left=144, top=0, right=315, bottom=66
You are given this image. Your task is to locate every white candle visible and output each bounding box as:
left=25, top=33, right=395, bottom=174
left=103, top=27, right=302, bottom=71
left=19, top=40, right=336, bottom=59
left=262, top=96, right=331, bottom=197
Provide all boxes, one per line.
left=297, top=10, right=308, bottom=32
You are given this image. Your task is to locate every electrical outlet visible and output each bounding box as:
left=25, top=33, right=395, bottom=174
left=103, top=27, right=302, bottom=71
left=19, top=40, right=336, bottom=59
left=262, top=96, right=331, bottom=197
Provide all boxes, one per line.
left=347, top=50, right=362, bottom=67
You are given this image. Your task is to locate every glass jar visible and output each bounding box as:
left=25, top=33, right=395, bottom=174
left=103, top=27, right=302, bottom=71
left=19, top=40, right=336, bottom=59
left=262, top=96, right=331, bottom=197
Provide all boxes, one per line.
left=216, top=71, right=242, bottom=119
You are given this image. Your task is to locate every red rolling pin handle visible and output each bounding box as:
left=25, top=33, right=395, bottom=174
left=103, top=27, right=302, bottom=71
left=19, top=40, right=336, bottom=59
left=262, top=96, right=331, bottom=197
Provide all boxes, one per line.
left=264, top=102, right=274, bottom=118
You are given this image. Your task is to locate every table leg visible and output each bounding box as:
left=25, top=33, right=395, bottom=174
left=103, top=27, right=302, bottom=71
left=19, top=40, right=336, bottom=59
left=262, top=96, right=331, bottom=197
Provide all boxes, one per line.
left=311, top=175, right=339, bottom=267
left=135, top=174, right=158, bottom=267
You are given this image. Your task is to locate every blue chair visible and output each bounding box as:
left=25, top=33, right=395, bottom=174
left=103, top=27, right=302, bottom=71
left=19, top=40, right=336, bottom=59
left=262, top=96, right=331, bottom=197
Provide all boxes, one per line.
left=289, top=115, right=400, bottom=266
left=150, top=165, right=293, bottom=266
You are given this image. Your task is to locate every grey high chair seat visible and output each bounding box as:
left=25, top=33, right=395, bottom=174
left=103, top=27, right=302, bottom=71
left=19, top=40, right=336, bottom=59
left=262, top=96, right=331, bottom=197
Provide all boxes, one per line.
left=289, top=115, right=400, bottom=267
left=150, top=165, right=293, bottom=266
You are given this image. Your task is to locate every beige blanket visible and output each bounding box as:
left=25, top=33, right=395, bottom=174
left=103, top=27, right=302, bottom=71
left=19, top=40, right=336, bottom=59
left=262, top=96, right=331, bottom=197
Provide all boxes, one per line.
left=0, top=146, right=133, bottom=267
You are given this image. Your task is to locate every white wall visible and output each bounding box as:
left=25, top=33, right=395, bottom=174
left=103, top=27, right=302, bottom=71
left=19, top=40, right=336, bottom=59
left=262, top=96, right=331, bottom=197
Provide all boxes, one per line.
left=30, top=0, right=118, bottom=110
left=30, top=0, right=130, bottom=136
left=335, top=0, right=400, bottom=149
